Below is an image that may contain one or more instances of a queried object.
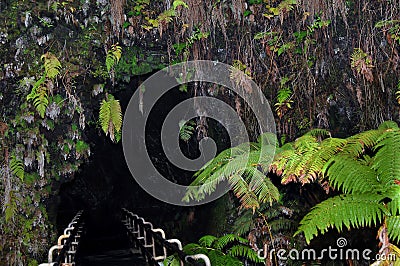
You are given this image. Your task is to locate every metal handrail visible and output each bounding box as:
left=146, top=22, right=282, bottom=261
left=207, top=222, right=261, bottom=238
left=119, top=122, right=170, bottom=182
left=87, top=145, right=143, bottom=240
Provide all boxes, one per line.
left=122, top=208, right=211, bottom=266
left=39, top=210, right=84, bottom=266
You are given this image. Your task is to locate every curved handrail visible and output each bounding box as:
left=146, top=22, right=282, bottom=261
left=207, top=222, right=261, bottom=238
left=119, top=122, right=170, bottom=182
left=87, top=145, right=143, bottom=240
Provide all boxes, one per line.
left=122, top=208, right=210, bottom=266
left=39, top=210, right=84, bottom=266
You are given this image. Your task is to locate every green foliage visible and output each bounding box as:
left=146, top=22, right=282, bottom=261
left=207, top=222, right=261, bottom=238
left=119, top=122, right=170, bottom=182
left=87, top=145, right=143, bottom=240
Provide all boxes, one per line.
left=350, top=48, right=374, bottom=82
left=41, top=52, right=61, bottom=79
left=275, top=77, right=293, bottom=119
left=294, top=121, right=400, bottom=244
left=106, top=44, right=122, bottom=72
left=99, top=94, right=122, bottom=142
left=395, top=80, right=400, bottom=105
left=164, top=234, right=263, bottom=265
left=179, top=120, right=196, bottom=142
left=264, top=0, right=297, bottom=19
left=4, top=191, right=18, bottom=223
left=10, top=155, right=24, bottom=181
left=273, top=128, right=359, bottom=184
left=375, top=20, right=400, bottom=45
left=27, top=80, right=48, bottom=119
left=184, top=133, right=279, bottom=210
left=75, top=140, right=89, bottom=154
left=26, top=52, right=62, bottom=118
left=142, top=0, right=188, bottom=32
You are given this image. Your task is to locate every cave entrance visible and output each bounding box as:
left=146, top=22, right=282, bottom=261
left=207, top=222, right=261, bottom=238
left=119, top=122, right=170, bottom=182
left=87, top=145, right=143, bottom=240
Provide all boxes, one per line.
left=55, top=76, right=232, bottom=261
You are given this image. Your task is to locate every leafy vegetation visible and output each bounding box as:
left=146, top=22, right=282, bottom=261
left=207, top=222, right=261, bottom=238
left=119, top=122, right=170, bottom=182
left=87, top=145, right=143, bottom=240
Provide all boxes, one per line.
left=296, top=122, right=400, bottom=246
left=106, top=44, right=122, bottom=73
left=99, top=94, right=123, bottom=142
left=164, top=234, right=263, bottom=265
left=179, top=120, right=196, bottom=142
left=183, top=133, right=279, bottom=210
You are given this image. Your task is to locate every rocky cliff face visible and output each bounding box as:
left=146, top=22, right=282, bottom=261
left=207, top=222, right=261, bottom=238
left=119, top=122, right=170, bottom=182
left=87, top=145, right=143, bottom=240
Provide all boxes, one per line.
left=1, top=0, right=399, bottom=264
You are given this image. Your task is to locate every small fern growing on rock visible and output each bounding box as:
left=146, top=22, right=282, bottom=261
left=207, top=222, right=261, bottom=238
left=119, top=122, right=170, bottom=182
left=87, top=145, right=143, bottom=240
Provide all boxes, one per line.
left=106, top=43, right=122, bottom=72
left=99, top=94, right=122, bottom=142
left=41, top=52, right=62, bottom=79
left=10, top=155, right=24, bottom=181
left=26, top=52, right=61, bottom=118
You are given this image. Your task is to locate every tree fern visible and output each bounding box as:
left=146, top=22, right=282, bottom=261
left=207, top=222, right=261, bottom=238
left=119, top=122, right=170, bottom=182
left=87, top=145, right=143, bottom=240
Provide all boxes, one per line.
left=10, top=155, right=24, bottom=181
left=295, top=121, right=400, bottom=245
left=183, top=133, right=278, bottom=210
left=296, top=194, right=387, bottom=243
left=99, top=94, right=122, bottom=142
left=106, top=43, right=122, bottom=72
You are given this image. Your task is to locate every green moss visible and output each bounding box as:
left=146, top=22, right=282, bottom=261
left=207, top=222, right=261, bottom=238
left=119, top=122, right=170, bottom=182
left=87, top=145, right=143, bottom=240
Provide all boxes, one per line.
left=75, top=140, right=89, bottom=154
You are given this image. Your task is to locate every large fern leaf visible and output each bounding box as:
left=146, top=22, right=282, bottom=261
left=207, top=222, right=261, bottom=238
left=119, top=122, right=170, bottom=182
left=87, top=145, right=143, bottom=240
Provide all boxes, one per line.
left=324, top=155, right=381, bottom=194
left=387, top=216, right=400, bottom=243
left=296, top=194, right=387, bottom=243
left=184, top=142, right=278, bottom=210
left=372, top=130, right=400, bottom=187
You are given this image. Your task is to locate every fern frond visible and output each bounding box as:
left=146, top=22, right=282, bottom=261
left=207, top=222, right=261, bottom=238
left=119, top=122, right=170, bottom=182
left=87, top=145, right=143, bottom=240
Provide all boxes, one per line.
left=27, top=75, right=49, bottom=118
left=110, top=97, right=122, bottom=132
left=33, top=86, right=49, bottom=118
left=342, top=128, right=384, bottom=156
left=305, top=128, right=331, bottom=138
left=99, top=94, right=122, bottom=142
left=199, top=235, right=217, bottom=247
left=179, top=120, right=195, bottom=142
left=268, top=218, right=298, bottom=233
left=228, top=245, right=263, bottom=263
left=373, top=130, right=400, bottom=187
left=106, top=44, right=122, bottom=72
left=306, top=138, right=346, bottom=181
left=378, top=121, right=399, bottom=130
left=213, top=234, right=248, bottom=250
left=387, top=192, right=400, bottom=216
left=324, top=155, right=380, bottom=194
left=387, top=216, right=400, bottom=244
left=296, top=194, right=387, bottom=243
left=4, top=191, right=18, bottom=222
left=10, top=155, right=24, bottom=181
left=41, top=52, right=61, bottom=79
left=230, top=173, right=260, bottom=209
left=99, top=99, right=111, bottom=133
left=233, top=211, right=254, bottom=236
left=247, top=168, right=280, bottom=205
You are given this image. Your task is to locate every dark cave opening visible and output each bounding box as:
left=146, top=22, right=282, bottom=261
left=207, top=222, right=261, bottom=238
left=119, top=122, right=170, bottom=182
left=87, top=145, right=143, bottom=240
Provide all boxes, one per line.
left=55, top=76, right=233, bottom=247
